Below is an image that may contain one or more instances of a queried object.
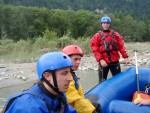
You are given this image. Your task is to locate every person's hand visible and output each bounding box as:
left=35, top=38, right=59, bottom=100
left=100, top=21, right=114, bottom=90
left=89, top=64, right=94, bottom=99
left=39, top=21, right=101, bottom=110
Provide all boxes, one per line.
left=134, top=99, right=150, bottom=106
left=100, top=59, right=107, bottom=67
left=86, top=94, right=102, bottom=113
left=92, top=102, right=101, bottom=113
left=124, top=57, right=130, bottom=65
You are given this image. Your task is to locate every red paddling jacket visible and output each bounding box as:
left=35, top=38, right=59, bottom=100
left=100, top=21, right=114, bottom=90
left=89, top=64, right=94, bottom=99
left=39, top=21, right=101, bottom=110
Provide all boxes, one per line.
left=90, top=30, right=128, bottom=63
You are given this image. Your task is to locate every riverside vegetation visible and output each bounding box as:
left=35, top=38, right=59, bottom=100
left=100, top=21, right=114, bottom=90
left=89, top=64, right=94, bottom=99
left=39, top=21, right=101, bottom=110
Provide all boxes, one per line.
left=0, top=34, right=150, bottom=64
left=0, top=5, right=150, bottom=63
left=1, top=5, right=150, bottom=42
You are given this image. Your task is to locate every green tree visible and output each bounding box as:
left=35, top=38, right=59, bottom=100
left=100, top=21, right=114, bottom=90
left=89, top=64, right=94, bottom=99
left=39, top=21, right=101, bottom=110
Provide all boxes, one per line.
left=48, top=9, right=69, bottom=37
left=142, top=16, right=150, bottom=41
left=70, top=10, right=96, bottom=38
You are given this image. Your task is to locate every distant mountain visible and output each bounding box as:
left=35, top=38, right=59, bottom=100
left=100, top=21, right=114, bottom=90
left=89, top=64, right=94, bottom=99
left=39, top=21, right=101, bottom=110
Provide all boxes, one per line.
left=2, top=0, right=150, bottom=20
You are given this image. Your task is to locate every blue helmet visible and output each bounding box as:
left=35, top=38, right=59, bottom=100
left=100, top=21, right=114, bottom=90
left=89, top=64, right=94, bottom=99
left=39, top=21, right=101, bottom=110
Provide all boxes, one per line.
left=100, top=16, right=111, bottom=23
left=36, top=52, right=73, bottom=80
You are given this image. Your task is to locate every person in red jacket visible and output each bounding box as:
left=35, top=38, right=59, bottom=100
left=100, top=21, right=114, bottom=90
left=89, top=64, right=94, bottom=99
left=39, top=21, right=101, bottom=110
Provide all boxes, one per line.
left=90, top=16, right=130, bottom=83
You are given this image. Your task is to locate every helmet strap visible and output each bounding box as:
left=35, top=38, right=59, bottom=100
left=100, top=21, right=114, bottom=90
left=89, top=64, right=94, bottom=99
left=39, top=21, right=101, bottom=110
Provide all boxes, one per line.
left=43, top=71, right=61, bottom=94
left=51, top=71, right=58, bottom=90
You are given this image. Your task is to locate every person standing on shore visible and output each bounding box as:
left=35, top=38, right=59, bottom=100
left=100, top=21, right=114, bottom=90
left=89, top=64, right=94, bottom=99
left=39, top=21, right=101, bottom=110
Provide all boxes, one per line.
left=90, top=16, right=130, bottom=83
left=2, top=52, right=77, bottom=113
left=62, top=45, right=101, bottom=113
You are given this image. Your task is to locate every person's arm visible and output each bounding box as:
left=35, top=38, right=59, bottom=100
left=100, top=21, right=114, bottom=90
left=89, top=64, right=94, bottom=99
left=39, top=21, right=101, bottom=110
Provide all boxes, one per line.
left=134, top=99, right=150, bottom=106
left=115, top=32, right=130, bottom=64
left=90, top=33, right=103, bottom=63
left=66, top=81, right=95, bottom=113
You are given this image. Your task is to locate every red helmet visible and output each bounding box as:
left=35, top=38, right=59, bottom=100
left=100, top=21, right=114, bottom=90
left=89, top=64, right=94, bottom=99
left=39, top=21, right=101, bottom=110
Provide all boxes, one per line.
left=61, top=45, right=84, bottom=57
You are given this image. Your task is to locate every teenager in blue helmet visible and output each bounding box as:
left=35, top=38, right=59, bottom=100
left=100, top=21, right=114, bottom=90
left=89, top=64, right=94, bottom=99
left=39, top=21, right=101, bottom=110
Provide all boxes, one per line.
left=2, top=52, right=77, bottom=113
left=90, top=16, right=130, bottom=83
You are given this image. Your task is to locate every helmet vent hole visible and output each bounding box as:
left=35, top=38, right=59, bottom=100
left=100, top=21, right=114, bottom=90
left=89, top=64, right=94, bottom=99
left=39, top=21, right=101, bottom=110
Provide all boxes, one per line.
left=63, top=56, right=67, bottom=59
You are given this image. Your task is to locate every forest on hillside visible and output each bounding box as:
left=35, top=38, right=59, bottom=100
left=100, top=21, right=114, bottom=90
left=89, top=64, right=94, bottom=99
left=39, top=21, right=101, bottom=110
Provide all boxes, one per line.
left=0, top=5, right=150, bottom=42
left=0, top=1, right=150, bottom=62
left=2, top=0, right=150, bottom=20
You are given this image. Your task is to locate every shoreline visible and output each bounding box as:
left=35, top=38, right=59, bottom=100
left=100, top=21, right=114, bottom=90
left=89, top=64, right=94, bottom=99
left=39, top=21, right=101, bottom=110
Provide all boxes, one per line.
left=0, top=53, right=150, bottom=88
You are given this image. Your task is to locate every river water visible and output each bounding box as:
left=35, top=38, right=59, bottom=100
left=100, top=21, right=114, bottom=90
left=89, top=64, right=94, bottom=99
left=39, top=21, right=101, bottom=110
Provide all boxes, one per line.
left=0, top=65, right=133, bottom=110
left=0, top=70, right=100, bottom=110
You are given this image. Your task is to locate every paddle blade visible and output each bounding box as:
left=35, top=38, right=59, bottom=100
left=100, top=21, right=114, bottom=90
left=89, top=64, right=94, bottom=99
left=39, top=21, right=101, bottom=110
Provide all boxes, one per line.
left=132, top=93, right=141, bottom=102
left=132, top=91, right=150, bottom=102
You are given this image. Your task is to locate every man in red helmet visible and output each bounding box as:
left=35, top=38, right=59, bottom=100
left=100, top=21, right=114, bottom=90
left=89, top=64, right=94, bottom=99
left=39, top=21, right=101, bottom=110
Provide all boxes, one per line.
left=90, top=16, right=130, bottom=83
left=62, top=45, right=101, bottom=113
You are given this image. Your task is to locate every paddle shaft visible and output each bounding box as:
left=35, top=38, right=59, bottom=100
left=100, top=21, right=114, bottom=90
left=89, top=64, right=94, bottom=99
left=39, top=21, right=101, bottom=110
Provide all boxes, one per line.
left=135, top=51, right=140, bottom=93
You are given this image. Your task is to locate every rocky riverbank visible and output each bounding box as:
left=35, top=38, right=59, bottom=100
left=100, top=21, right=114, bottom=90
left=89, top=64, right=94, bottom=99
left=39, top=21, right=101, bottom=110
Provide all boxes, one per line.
left=79, top=52, right=150, bottom=71
left=0, top=52, right=150, bottom=88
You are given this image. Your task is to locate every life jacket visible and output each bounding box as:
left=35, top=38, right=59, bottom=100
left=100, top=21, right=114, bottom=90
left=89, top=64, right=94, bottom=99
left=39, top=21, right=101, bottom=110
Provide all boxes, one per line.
left=2, top=84, right=75, bottom=113
left=1, top=89, right=52, bottom=113
left=70, top=70, right=79, bottom=90
left=98, top=30, right=118, bottom=62
left=98, top=30, right=118, bottom=52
